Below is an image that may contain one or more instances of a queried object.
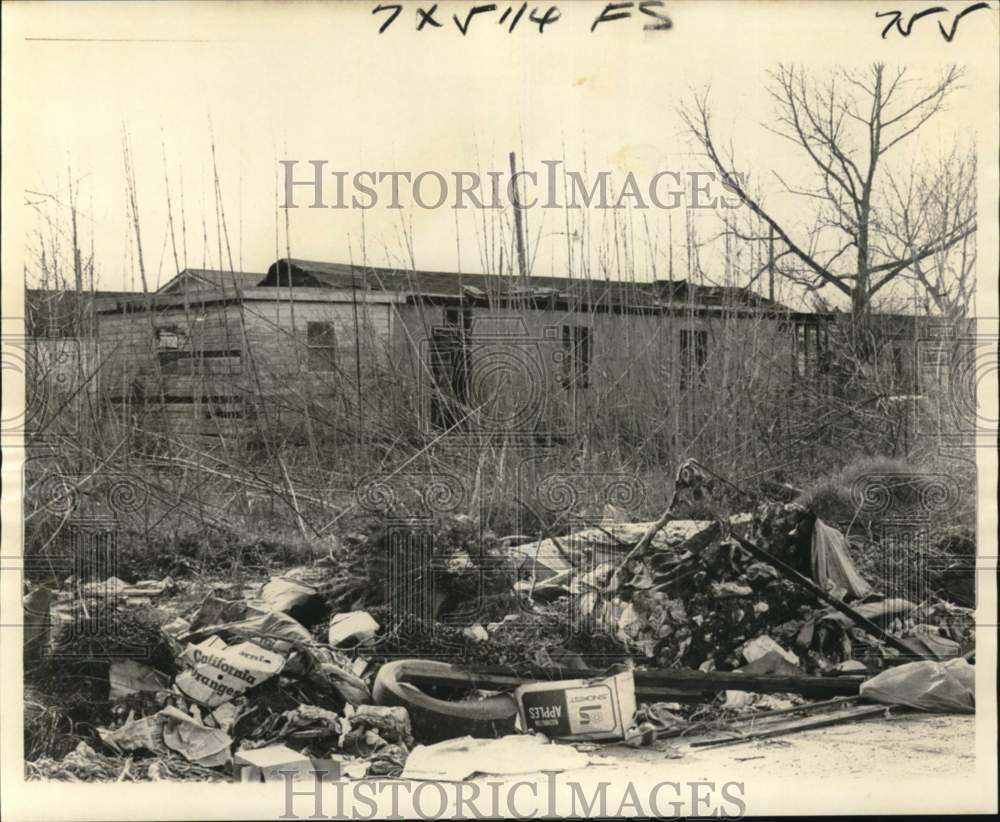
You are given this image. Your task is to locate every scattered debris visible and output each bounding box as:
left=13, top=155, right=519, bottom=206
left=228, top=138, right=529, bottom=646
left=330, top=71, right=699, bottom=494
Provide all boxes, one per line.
left=258, top=575, right=327, bottom=627
left=740, top=636, right=800, bottom=667
left=327, top=611, right=380, bottom=648
left=80, top=577, right=130, bottom=598
left=23, top=586, right=54, bottom=660
left=689, top=703, right=897, bottom=749
left=22, top=498, right=977, bottom=782
left=108, top=660, right=170, bottom=699
left=185, top=596, right=313, bottom=653
left=158, top=705, right=233, bottom=766
left=248, top=703, right=342, bottom=750
left=462, top=624, right=489, bottom=643
left=234, top=745, right=314, bottom=783
left=98, top=714, right=168, bottom=756
left=344, top=705, right=413, bottom=748
left=401, top=734, right=592, bottom=782
left=724, top=690, right=753, bottom=709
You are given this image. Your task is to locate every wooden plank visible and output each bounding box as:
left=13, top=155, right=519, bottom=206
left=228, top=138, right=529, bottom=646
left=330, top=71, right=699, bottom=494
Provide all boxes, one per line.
left=174, top=356, right=243, bottom=374
left=657, top=696, right=861, bottom=740
left=404, top=664, right=863, bottom=699
left=140, top=375, right=248, bottom=393
left=630, top=668, right=863, bottom=698
left=688, top=704, right=895, bottom=749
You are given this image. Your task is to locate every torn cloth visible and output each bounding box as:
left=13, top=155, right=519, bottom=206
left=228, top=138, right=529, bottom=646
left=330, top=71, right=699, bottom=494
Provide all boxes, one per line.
left=811, top=518, right=872, bottom=600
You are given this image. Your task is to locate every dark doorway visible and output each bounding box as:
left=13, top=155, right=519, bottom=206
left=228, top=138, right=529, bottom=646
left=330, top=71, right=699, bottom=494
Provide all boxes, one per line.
left=429, top=310, right=472, bottom=431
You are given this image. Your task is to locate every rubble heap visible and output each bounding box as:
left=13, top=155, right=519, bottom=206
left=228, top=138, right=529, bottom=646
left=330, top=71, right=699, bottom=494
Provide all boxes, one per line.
left=22, top=474, right=977, bottom=782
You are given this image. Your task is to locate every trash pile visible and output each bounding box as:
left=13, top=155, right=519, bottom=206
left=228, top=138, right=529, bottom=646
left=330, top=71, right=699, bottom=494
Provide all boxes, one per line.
left=23, top=461, right=977, bottom=781
left=511, top=500, right=973, bottom=675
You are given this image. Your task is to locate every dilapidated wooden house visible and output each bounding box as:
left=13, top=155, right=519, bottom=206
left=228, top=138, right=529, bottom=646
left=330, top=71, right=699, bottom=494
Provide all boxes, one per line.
left=83, top=261, right=927, bottom=453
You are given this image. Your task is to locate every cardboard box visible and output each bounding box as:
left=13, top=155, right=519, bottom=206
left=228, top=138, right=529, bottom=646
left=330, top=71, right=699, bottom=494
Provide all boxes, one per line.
left=176, top=637, right=285, bottom=708
left=514, top=670, right=636, bottom=740
left=234, top=745, right=315, bottom=783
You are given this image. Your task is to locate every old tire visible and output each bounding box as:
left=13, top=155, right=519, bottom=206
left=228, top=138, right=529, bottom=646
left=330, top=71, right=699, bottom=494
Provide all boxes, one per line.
left=373, top=659, right=518, bottom=743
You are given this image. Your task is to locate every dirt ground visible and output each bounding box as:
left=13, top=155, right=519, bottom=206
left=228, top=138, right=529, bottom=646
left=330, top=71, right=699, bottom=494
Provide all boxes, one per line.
left=448, top=713, right=984, bottom=817
left=600, top=712, right=977, bottom=779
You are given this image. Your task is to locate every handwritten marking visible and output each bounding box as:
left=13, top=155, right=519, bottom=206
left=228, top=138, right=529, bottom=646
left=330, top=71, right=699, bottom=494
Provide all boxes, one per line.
left=417, top=3, right=443, bottom=30
left=938, top=1, right=991, bottom=40
left=876, top=2, right=991, bottom=41
left=371, top=1, right=671, bottom=34
left=454, top=3, right=499, bottom=35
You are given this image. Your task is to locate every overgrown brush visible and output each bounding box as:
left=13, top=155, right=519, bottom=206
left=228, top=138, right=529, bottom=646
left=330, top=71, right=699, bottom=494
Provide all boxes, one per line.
left=797, top=454, right=975, bottom=534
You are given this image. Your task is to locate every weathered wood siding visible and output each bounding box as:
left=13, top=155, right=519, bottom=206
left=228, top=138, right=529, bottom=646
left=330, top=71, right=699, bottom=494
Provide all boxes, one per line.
left=237, top=293, right=399, bottom=439
left=97, top=291, right=879, bottom=451
left=96, top=300, right=251, bottom=437
left=390, top=303, right=797, bottom=449
left=95, top=291, right=400, bottom=441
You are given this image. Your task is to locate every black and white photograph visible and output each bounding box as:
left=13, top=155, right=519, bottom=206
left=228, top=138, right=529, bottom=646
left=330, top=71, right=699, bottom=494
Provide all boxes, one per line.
left=1, top=1, right=997, bottom=818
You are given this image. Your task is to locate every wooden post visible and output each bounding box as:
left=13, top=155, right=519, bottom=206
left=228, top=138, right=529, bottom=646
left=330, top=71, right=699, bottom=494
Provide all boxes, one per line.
left=768, top=224, right=775, bottom=303
left=668, top=212, right=674, bottom=286
left=509, top=151, right=528, bottom=284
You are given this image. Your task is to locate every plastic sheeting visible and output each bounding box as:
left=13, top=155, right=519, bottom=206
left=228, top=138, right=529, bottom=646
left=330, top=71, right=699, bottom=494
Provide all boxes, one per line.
left=860, top=658, right=975, bottom=713
left=811, top=518, right=872, bottom=600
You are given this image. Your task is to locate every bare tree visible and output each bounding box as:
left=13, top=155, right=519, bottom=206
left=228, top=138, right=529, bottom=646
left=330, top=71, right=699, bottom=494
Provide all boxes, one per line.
left=884, top=147, right=976, bottom=320
left=681, top=63, right=976, bottom=328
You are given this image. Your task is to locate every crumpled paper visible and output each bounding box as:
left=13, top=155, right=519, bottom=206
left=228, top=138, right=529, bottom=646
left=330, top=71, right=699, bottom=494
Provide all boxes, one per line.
left=109, top=660, right=170, bottom=699
left=98, top=715, right=168, bottom=756
left=159, top=705, right=232, bottom=766
left=402, top=734, right=591, bottom=782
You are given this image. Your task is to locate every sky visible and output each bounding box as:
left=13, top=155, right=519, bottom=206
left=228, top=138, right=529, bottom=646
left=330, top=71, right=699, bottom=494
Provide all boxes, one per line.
left=3, top=0, right=995, bottom=312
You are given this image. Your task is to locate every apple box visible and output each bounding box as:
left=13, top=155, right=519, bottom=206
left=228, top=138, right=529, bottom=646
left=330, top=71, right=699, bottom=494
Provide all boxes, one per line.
left=514, top=670, right=636, bottom=741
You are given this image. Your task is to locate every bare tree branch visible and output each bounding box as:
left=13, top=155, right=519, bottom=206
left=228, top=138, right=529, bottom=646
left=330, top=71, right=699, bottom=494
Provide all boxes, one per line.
left=680, top=63, right=970, bottom=323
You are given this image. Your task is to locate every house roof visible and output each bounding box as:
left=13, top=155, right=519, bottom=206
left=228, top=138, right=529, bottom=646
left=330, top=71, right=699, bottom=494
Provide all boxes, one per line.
left=262, top=258, right=791, bottom=312
left=26, top=288, right=143, bottom=337
left=156, top=268, right=266, bottom=294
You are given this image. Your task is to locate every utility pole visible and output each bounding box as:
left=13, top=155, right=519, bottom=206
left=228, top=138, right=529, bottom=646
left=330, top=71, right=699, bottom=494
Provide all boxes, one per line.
left=509, top=151, right=528, bottom=285
left=68, top=170, right=84, bottom=334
